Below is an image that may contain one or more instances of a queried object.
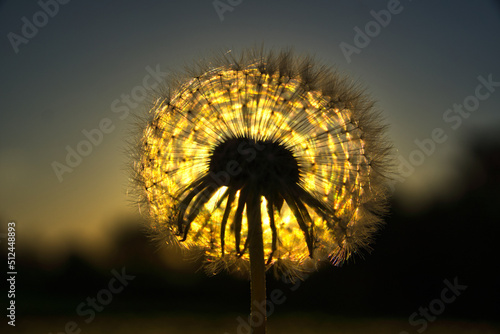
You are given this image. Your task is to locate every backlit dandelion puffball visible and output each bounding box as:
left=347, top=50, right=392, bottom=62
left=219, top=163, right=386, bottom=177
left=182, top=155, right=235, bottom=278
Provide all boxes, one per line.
left=133, top=49, right=391, bottom=279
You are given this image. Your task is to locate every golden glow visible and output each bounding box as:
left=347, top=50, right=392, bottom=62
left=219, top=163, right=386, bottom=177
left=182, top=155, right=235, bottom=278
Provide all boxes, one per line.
left=135, top=60, right=389, bottom=276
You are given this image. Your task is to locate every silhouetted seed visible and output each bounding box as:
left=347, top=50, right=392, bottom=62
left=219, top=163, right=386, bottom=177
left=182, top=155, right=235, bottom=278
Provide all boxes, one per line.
left=132, top=49, right=393, bottom=334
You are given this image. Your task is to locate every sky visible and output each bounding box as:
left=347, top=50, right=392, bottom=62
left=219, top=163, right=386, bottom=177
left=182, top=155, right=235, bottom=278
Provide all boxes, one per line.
left=1, top=0, right=500, bottom=266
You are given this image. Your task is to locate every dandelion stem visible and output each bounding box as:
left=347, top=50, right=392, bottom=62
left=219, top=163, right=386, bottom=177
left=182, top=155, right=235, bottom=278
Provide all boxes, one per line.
left=247, top=191, right=267, bottom=334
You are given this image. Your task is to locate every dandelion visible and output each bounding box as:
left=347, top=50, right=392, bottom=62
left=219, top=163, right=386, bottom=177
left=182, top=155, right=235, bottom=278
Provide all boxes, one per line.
left=132, top=48, right=392, bottom=333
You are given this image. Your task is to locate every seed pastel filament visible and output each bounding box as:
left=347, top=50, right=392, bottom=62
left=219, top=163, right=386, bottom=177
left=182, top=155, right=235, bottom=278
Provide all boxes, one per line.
left=133, top=50, right=391, bottom=279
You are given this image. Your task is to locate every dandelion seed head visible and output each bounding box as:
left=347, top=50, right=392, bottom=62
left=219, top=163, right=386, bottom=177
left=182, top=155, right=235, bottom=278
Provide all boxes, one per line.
left=133, top=49, right=392, bottom=279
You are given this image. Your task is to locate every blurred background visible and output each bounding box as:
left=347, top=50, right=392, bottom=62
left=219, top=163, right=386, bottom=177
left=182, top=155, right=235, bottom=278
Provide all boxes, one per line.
left=1, top=0, right=499, bottom=333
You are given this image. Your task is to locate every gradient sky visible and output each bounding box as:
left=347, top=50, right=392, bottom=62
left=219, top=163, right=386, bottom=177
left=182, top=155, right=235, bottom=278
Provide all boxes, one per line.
left=1, top=0, right=499, bottom=264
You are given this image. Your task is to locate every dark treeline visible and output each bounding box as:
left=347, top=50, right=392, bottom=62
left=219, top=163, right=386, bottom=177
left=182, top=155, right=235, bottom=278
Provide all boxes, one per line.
left=5, top=135, right=500, bottom=323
